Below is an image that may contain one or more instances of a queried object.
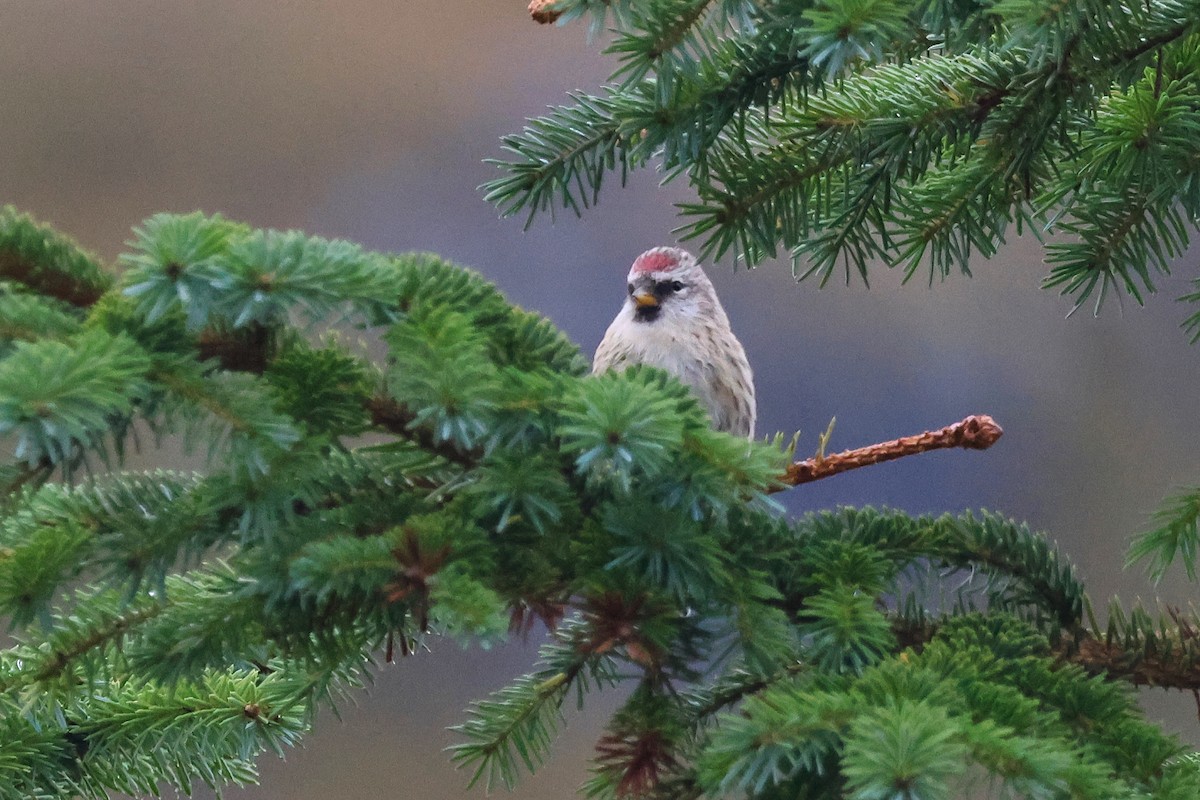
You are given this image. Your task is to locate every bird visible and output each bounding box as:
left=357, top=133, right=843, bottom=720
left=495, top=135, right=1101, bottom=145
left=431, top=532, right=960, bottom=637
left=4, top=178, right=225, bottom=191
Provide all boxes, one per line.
left=593, top=247, right=756, bottom=438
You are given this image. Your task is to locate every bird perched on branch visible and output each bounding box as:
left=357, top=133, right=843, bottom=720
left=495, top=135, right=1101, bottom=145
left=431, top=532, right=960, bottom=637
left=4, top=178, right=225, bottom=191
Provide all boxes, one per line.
left=593, top=247, right=756, bottom=437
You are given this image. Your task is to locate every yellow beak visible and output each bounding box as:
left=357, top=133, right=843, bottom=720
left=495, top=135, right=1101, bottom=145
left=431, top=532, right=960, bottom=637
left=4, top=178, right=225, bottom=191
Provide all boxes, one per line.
left=632, top=293, right=659, bottom=309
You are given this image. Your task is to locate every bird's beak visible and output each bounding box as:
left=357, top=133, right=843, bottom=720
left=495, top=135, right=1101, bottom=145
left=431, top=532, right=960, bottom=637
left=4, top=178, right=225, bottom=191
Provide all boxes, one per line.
left=632, top=293, right=659, bottom=309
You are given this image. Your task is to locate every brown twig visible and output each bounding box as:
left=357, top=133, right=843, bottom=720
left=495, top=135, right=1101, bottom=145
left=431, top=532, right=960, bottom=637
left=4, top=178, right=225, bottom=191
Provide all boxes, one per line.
left=365, top=405, right=1004, bottom=491
left=777, top=414, right=1003, bottom=490
left=196, top=324, right=272, bottom=374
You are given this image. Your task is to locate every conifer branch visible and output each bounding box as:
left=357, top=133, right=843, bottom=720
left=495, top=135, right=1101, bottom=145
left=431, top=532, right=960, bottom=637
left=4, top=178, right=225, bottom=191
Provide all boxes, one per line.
left=0, top=206, right=112, bottom=308
left=364, top=393, right=481, bottom=468
left=1107, top=10, right=1199, bottom=65
left=778, top=414, right=1003, bottom=488
left=1127, top=486, right=1200, bottom=582
left=643, top=0, right=711, bottom=61
left=0, top=246, right=108, bottom=308
left=4, top=204, right=1197, bottom=797
left=669, top=605, right=1200, bottom=729
left=482, top=93, right=631, bottom=225
left=898, top=613, right=1200, bottom=691
left=510, top=0, right=1200, bottom=333
left=367, top=402, right=1006, bottom=492
left=0, top=458, right=53, bottom=499
left=689, top=662, right=809, bottom=721
left=648, top=32, right=810, bottom=170
left=1063, top=631, right=1200, bottom=690
left=608, top=0, right=718, bottom=87
left=0, top=600, right=165, bottom=693
left=196, top=324, right=272, bottom=374
left=0, top=290, right=82, bottom=345
left=450, top=621, right=617, bottom=791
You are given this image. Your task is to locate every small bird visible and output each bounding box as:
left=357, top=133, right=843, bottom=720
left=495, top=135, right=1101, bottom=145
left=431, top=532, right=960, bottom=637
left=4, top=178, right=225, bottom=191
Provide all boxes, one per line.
left=593, top=247, right=756, bottom=437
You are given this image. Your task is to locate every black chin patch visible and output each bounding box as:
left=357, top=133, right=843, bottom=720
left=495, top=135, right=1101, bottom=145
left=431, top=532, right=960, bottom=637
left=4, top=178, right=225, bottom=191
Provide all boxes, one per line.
left=634, top=305, right=661, bottom=323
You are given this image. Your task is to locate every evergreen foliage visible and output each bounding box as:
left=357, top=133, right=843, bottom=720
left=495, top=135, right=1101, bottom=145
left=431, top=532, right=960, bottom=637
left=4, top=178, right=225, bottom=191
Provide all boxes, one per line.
left=3, top=4, right=1200, bottom=795
left=491, top=0, right=1200, bottom=332
left=1129, top=486, right=1200, bottom=582
left=1, top=203, right=1199, bottom=798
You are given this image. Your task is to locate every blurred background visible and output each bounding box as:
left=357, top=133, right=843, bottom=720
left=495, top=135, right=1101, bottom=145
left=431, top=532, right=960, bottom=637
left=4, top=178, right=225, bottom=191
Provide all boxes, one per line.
left=3, top=2, right=1200, bottom=797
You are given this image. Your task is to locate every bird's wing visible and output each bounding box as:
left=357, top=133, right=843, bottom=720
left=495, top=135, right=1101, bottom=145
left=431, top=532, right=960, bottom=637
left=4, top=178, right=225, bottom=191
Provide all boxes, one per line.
left=592, top=324, right=632, bottom=375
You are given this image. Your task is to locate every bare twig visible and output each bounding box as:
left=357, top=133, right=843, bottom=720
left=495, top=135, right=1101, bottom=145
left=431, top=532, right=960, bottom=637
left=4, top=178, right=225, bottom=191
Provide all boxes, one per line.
left=366, top=404, right=1004, bottom=492
left=777, top=414, right=1003, bottom=490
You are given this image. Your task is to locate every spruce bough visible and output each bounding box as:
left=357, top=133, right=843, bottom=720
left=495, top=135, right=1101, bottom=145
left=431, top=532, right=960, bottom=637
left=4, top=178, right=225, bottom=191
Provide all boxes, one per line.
left=508, top=0, right=1200, bottom=336
left=4, top=0, right=1199, bottom=796
left=0, top=203, right=1199, bottom=798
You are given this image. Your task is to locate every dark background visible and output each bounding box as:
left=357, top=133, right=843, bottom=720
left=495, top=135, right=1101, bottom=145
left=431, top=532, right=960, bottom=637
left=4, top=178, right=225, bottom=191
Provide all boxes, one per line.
left=3, top=3, right=1199, bottom=797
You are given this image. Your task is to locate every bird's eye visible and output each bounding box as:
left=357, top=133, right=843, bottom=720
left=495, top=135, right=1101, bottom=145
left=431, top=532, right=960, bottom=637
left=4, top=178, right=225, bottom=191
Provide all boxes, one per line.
left=670, top=281, right=685, bottom=292
left=627, top=283, right=635, bottom=295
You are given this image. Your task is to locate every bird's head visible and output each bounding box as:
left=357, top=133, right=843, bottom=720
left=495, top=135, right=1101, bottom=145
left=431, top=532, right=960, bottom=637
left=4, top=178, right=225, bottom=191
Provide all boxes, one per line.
left=624, top=247, right=714, bottom=325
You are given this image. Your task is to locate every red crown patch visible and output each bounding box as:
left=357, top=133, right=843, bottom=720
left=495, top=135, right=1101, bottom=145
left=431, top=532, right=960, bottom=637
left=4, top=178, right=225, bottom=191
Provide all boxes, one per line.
left=631, top=249, right=680, bottom=274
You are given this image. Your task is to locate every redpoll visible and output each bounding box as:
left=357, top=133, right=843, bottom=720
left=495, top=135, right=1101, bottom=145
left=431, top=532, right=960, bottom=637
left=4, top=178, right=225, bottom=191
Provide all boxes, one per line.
left=593, top=247, right=756, bottom=438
